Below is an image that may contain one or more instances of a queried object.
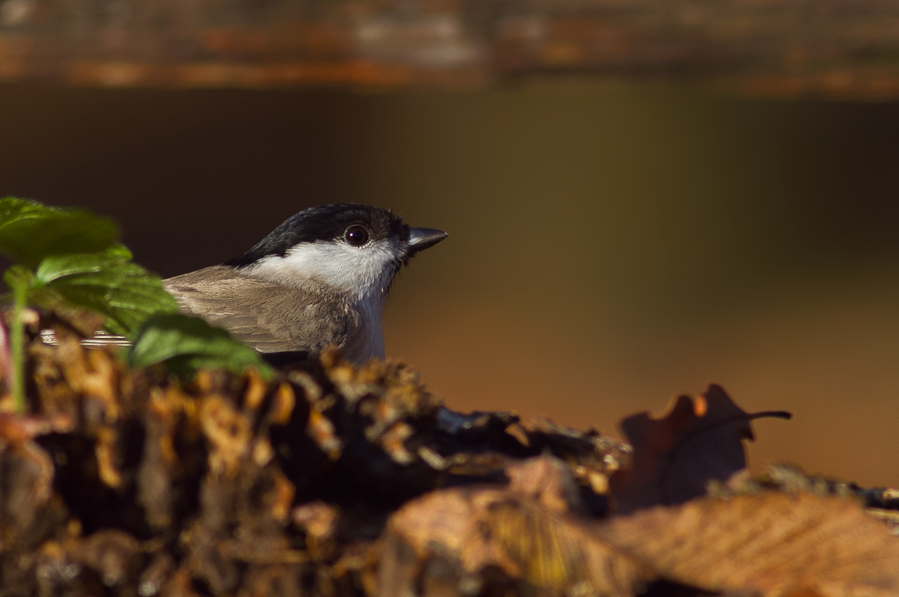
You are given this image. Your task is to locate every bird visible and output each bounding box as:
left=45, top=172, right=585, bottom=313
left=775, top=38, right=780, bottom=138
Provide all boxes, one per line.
left=162, top=203, right=447, bottom=365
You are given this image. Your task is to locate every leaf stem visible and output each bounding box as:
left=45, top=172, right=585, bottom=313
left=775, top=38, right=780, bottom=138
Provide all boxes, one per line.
left=10, top=276, right=26, bottom=412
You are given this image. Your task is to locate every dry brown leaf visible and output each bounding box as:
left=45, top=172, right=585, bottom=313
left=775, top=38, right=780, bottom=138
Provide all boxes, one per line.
left=201, top=395, right=253, bottom=476
left=0, top=412, right=74, bottom=444
left=505, top=454, right=584, bottom=514
left=381, top=455, right=654, bottom=596
left=599, top=492, right=899, bottom=597
left=610, top=383, right=790, bottom=513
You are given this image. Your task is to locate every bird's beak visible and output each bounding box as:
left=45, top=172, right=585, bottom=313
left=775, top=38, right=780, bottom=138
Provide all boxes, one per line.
left=407, top=227, right=448, bottom=255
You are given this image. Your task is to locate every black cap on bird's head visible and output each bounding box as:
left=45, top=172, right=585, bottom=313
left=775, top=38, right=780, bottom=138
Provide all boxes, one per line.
left=224, top=203, right=447, bottom=268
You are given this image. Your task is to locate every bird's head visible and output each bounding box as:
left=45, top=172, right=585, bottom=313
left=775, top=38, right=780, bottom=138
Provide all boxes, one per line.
left=225, top=203, right=447, bottom=302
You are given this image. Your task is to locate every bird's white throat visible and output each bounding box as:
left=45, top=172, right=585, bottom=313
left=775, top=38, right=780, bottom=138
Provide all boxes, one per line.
left=243, top=238, right=401, bottom=305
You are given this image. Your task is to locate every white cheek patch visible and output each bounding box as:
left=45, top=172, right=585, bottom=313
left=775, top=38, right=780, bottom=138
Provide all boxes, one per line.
left=245, top=239, right=400, bottom=301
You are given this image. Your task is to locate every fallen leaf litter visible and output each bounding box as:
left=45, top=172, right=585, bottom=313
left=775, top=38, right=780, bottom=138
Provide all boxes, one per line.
left=0, top=313, right=897, bottom=597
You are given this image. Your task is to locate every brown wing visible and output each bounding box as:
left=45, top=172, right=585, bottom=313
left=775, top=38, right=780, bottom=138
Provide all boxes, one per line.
left=164, top=266, right=357, bottom=354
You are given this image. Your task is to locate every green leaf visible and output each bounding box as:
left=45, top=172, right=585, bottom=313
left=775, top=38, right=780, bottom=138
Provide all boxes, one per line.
left=33, top=247, right=179, bottom=335
left=0, top=197, right=120, bottom=269
left=128, top=314, right=272, bottom=378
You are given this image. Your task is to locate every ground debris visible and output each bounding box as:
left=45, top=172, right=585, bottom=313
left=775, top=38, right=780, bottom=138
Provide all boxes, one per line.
left=1, top=314, right=897, bottom=597
left=0, top=315, right=633, bottom=597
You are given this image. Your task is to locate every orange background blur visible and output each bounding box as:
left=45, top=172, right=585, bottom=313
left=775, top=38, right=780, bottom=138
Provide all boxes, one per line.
left=1, top=85, right=897, bottom=487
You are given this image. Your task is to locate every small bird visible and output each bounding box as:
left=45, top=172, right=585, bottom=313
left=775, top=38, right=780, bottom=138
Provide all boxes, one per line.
left=163, top=204, right=446, bottom=365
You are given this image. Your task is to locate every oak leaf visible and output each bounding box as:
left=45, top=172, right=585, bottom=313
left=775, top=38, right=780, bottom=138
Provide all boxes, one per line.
left=610, top=383, right=790, bottom=513
left=600, top=492, right=899, bottom=597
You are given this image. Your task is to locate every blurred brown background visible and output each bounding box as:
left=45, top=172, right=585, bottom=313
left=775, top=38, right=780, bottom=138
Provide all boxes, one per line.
left=2, top=0, right=899, bottom=487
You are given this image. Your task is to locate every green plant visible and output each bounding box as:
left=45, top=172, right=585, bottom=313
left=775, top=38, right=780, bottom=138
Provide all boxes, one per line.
left=128, top=314, right=273, bottom=376
left=0, top=197, right=270, bottom=411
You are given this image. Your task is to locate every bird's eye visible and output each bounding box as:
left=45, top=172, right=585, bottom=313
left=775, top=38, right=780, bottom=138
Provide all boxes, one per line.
left=344, top=225, right=370, bottom=247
